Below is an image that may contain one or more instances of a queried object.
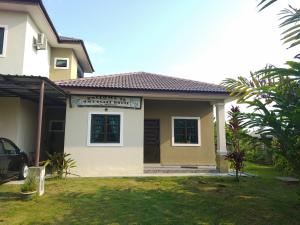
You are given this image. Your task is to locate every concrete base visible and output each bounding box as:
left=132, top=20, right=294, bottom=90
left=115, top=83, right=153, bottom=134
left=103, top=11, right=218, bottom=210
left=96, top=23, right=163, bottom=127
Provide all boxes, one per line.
left=216, top=154, right=229, bottom=173
left=28, top=167, right=45, bottom=196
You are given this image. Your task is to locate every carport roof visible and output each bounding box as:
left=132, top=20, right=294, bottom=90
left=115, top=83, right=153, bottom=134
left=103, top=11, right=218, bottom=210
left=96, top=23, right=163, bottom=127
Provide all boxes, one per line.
left=0, top=74, right=68, bottom=105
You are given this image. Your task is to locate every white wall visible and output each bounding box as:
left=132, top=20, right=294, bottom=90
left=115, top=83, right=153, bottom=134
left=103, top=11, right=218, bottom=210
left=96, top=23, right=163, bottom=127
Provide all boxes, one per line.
left=0, top=97, right=37, bottom=155
left=0, top=11, right=50, bottom=77
left=0, top=11, right=27, bottom=74
left=22, top=15, right=50, bottom=77
left=64, top=100, right=144, bottom=177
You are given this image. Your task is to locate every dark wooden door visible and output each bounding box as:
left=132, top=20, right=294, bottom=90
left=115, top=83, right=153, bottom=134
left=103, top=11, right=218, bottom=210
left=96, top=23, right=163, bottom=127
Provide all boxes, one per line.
left=144, top=120, right=160, bottom=163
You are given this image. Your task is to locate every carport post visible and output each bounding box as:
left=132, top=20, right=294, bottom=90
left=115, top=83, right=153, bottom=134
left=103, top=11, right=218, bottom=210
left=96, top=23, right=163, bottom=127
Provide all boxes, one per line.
left=35, top=80, right=45, bottom=166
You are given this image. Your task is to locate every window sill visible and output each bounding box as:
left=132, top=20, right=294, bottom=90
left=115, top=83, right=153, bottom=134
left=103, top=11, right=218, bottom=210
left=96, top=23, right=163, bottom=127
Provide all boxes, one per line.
left=54, top=67, right=69, bottom=70
left=87, top=143, right=123, bottom=147
left=172, top=143, right=201, bottom=147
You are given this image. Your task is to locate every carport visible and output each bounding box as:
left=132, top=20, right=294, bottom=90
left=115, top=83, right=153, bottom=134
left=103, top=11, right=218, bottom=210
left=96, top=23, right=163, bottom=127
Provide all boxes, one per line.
left=0, top=74, right=68, bottom=166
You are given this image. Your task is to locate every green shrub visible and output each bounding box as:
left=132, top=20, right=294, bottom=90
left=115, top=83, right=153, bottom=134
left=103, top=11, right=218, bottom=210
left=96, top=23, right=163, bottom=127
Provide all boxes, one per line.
left=41, top=152, right=76, bottom=178
left=20, top=173, right=37, bottom=193
left=273, top=154, right=295, bottom=175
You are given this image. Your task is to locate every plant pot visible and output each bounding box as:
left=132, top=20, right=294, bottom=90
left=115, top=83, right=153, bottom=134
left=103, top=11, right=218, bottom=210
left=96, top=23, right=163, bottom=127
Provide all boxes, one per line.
left=20, top=191, right=37, bottom=200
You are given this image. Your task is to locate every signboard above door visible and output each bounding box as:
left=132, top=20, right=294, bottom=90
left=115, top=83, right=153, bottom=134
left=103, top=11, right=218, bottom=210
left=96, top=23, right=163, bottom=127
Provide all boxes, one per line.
left=71, top=95, right=142, bottom=109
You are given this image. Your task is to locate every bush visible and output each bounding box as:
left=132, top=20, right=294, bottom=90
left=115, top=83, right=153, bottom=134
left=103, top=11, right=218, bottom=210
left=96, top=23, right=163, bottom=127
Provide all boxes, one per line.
left=20, top=173, right=37, bottom=193
left=41, top=152, right=76, bottom=178
left=225, top=151, right=245, bottom=182
left=273, top=154, right=295, bottom=175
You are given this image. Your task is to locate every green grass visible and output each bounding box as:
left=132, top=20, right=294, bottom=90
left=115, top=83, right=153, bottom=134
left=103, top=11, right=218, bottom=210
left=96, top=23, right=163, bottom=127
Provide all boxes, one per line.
left=0, top=163, right=299, bottom=225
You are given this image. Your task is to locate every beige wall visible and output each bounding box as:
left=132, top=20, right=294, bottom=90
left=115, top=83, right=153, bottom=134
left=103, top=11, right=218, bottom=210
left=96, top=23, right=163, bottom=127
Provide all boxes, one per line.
left=18, top=99, right=37, bottom=155
left=49, top=48, right=78, bottom=81
left=144, top=100, right=216, bottom=166
left=64, top=100, right=144, bottom=177
left=0, top=97, right=37, bottom=155
left=0, top=97, right=20, bottom=143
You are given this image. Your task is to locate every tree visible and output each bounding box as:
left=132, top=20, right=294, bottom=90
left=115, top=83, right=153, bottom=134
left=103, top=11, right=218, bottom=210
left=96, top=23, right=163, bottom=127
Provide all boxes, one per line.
left=222, top=62, right=300, bottom=174
left=222, top=1, right=300, bottom=175
left=225, top=106, right=246, bottom=182
left=257, top=0, right=300, bottom=49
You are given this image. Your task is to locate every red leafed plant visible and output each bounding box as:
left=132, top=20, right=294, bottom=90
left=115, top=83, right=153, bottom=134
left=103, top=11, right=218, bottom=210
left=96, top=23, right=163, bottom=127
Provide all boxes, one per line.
left=225, top=151, right=245, bottom=182
left=225, top=106, right=245, bottom=182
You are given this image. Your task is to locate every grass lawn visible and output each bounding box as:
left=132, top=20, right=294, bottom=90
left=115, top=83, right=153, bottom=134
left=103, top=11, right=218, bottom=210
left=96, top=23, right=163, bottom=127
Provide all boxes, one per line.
left=0, top=163, right=299, bottom=225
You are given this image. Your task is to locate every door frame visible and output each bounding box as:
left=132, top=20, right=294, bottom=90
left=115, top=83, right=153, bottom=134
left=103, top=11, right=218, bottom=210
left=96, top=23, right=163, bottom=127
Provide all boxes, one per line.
left=143, top=119, right=161, bottom=164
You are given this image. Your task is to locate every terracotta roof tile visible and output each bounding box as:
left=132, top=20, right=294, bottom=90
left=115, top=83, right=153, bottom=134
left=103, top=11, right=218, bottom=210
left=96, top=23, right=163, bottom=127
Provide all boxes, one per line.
left=56, top=72, right=227, bottom=94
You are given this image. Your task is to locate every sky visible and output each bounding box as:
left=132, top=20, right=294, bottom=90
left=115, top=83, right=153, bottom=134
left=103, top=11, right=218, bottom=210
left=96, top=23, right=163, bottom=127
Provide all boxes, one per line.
left=43, top=0, right=299, bottom=85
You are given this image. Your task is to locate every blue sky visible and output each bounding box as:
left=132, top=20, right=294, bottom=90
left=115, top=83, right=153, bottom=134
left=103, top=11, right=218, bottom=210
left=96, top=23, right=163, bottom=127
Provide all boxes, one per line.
left=43, top=0, right=299, bottom=84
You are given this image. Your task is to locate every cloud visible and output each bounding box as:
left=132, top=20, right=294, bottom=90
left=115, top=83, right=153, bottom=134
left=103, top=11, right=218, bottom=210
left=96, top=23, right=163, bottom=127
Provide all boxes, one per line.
left=85, top=42, right=104, bottom=54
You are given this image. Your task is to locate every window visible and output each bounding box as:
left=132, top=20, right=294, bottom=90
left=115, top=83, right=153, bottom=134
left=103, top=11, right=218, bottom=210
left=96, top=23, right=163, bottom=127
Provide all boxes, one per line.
left=88, top=112, right=123, bottom=146
left=54, top=58, right=69, bottom=69
left=0, top=25, right=8, bottom=57
left=2, top=140, right=18, bottom=155
left=49, top=120, right=65, bottom=132
left=172, top=117, right=201, bottom=146
left=77, top=63, right=84, bottom=78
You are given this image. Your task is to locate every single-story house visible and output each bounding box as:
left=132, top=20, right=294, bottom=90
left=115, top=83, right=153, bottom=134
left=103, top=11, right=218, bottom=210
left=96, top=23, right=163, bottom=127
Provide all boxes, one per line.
left=56, top=72, right=230, bottom=176
left=0, top=72, right=229, bottom=177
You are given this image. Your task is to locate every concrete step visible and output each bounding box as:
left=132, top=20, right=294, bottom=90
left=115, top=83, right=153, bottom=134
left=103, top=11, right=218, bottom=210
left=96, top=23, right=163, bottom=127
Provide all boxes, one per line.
left=144, top=166, right=217, bottom=174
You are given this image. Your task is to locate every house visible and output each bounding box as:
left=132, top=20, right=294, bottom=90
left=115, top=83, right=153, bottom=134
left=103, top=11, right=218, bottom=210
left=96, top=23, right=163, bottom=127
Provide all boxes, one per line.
left=0, top=0, right=92, bottom=163
left=0, top=0, right=230, bottom=177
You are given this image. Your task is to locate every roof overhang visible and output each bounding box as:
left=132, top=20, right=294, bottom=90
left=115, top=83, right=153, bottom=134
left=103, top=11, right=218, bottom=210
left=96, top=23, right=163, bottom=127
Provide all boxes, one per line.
left=0, top=74, right=68, bottom=106
left=0, top=0, right=94, bottom=73
left=60, top=87, right=230, bottom=102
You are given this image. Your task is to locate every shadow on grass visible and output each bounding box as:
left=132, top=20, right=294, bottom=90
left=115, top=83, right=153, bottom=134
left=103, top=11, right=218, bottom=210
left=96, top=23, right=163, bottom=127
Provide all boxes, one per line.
left=51, top=176, right=300, bottom=225
left=52, top=188, right=229, bottom=225
left=49, top=177, right=280, bottom=225
left=0, top=191, right=22, bottom=201
left=1, top=175, right=300, bottom=225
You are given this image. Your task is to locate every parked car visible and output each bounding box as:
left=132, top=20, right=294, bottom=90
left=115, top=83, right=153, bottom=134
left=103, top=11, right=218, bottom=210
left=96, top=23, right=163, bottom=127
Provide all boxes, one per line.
left=0, top=138, right=29, bottom=183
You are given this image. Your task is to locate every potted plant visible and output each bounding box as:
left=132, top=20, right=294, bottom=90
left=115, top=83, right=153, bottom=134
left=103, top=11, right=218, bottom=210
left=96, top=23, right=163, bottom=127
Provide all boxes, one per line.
left=20, top=172, right=37, bottom=200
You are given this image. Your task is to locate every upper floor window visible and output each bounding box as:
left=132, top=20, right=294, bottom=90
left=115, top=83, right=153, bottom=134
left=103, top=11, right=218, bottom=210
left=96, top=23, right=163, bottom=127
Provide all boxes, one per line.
left=0, top=25, right=8, bottom=57
left=77, top=63, right=84, bottom=78
left=54, top=58, right=69, bottom=69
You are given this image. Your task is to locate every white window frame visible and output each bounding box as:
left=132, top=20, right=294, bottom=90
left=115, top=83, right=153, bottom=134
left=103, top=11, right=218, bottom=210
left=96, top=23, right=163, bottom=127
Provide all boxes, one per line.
left=171, top=116, right=201, bottom=147
left=0, top=25, right=8, bottom=57
left=54, top=57, right=69, bottom=69
left=87, top=112, right=124, bottom=147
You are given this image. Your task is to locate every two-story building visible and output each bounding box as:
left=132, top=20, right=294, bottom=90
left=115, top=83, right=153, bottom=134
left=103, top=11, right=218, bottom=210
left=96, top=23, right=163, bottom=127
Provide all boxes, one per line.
left=0, top=0, right=230, bottom=177
left=0, top=0, right=93, bottom=164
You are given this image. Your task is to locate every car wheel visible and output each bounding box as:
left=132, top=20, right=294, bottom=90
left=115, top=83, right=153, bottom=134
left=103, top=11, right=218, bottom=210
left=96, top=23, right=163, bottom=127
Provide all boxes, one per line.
left=19, top=164, right=29, bottom=180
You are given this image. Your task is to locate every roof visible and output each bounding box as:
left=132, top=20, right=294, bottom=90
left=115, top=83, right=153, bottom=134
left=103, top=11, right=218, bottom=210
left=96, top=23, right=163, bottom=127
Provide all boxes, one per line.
left=0, top=74, right=67, bottom=106
left=0, top=0, right=94, bottom=72
left=56, top=72, right=228, bottom=94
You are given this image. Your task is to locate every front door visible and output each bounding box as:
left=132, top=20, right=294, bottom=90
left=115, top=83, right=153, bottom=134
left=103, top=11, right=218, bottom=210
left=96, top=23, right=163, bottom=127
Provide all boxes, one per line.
left=144, top=119, right=160, bottom=163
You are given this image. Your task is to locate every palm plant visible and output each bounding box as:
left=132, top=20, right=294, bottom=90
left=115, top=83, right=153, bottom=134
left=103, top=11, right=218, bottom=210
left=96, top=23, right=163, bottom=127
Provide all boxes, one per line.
left=222, top=62, right=300, bottom=174
left=258, top=0, right=300, bottom=49
left=41, top=152, right=77, bottom=178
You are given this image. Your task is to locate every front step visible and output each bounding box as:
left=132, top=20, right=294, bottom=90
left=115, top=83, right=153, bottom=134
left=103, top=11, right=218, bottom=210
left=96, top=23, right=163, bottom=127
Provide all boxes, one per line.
left=144, top=166, right=217, bottom=174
